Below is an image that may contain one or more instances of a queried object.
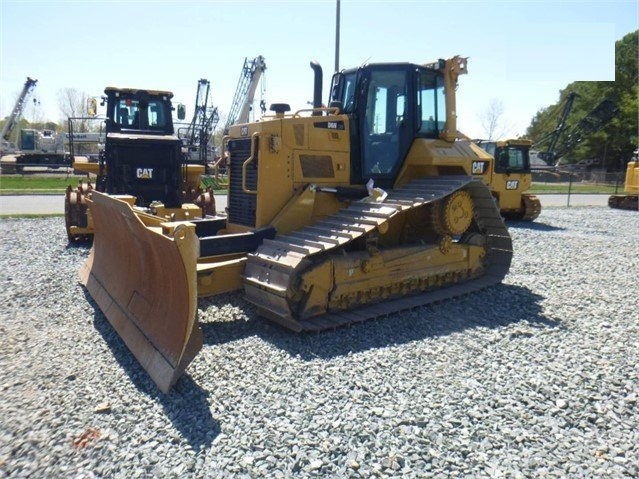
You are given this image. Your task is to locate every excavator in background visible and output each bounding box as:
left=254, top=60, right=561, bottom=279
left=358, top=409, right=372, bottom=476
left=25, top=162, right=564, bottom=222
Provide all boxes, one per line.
left=474, top=138, right=541, bottom=221
left=608, top=151, right=638, bottom=210
left=65, top=86, right=214, bottom=241
left=80, top=56, right=513, bottom=392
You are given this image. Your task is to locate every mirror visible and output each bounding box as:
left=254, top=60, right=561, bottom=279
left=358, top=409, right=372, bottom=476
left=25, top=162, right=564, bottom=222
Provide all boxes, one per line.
left=87, top=97, right=97, bottom=117
left=177, top=103, right=186, bottom=120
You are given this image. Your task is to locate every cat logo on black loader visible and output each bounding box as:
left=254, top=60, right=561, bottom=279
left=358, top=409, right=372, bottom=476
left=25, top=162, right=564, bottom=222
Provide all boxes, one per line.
left=136, top=168, right=153, bottom=179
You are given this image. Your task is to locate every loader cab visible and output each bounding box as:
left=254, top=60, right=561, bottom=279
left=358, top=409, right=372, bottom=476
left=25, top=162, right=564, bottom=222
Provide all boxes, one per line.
left=104, top=87, right=175, bottom=135
left=329, top=62, right=446, bottom=188
left=101, top=87, right=183, bottom=207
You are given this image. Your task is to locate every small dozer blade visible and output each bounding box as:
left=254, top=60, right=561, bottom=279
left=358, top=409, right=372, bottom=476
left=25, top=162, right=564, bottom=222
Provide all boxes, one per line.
left=79, top=192, right=202, bottom=393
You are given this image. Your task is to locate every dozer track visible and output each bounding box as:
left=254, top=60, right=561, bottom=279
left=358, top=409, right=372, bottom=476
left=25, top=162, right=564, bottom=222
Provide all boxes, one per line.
left=243, top=176, right=512, bottom=331
left=520, top=194, right=542, bottom=221
left=608, top=194, right=639, bottom=211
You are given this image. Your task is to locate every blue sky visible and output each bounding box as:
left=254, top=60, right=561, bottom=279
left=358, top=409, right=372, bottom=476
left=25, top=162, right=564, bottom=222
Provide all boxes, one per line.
left=1, top=0, right=636, bottom=138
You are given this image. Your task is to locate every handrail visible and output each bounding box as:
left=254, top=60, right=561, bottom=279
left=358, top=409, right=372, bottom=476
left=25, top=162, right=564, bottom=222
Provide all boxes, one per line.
left=292, top=106, right=341, bottom=117
left=260, top=106, right=342, bottom=119
left=242, top=132, right=259, bottom=194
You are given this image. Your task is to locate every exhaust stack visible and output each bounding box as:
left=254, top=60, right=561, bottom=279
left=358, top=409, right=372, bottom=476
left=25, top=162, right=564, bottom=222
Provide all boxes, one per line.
left=310, top=61, right=323, bottom=116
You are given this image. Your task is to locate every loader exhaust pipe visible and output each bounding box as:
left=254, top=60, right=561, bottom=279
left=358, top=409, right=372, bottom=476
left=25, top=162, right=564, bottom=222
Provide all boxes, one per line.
left=310, top=61, right=323, bottom=116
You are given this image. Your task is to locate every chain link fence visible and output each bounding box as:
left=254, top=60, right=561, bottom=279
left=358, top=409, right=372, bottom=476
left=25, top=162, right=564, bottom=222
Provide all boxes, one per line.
left=532, top=168, right=626, bottom=195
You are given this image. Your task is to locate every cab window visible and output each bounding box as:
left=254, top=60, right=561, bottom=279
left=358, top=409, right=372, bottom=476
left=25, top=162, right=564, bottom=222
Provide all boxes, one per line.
left=495, top=146, right=530, bottom=173
left=115, top=99, right=139, bottom=128
left=114, top=99, right=166, bottom=130
left=417, top=71, right=445, bottom=138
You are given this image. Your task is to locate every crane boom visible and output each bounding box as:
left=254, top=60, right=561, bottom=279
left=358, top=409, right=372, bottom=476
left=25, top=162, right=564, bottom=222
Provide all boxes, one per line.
left=184, top=78, right=219, bottom=165
left=224, top=56, right=266, bottom=132
left=1, top=77, right=38, bottom=145
left=555, top=97, right=618, bottom=160
left=533, top=92, right=618, bottom=166
left=534, top=91, right=577, bottom=165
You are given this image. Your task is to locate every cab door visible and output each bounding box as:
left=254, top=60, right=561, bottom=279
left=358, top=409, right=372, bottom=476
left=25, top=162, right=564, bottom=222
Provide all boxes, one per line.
left=358, top=67, right=414, bottom=189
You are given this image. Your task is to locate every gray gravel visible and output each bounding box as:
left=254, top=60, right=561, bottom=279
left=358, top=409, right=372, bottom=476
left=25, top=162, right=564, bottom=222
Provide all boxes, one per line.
left=1, top=206, right=638, bottom=478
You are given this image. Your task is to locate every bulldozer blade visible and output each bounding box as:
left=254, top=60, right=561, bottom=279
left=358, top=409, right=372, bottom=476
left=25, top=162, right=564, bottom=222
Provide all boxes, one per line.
left=79, top=192, right=202, bottom=393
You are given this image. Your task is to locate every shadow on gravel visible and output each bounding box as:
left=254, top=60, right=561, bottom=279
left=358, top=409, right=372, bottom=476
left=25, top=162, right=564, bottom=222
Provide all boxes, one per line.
left=81, top=289, right=220, bottom=449
left=200, top=283, right=559, bottom=361
left=64, top=241, right=93, bottom=250
left=507, top=220, right=566, bottom=232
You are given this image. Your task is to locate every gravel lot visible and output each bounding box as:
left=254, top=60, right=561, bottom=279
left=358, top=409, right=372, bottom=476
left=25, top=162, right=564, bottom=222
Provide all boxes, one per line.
left=1, top=206, right=638, bottom=478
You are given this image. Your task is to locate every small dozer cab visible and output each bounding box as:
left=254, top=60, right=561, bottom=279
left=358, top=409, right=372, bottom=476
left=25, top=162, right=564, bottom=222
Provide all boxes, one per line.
left=474, top=139, right=541, bottom=220
left=81, top=56, right=513, bottom=392
left=65, top=87, right=213, bottom=241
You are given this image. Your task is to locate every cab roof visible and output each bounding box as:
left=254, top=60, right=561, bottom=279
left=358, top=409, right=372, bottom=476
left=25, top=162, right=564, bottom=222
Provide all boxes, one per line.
left=104, top=86, right=174, bottom=98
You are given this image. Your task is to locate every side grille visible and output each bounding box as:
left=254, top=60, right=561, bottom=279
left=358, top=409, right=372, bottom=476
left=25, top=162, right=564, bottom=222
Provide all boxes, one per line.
left=228, top=138, right=258, bottom=227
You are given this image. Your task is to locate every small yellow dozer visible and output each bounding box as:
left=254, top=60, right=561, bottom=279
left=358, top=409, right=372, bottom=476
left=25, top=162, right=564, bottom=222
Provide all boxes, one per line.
left=473, top=139, right=541, bottom=221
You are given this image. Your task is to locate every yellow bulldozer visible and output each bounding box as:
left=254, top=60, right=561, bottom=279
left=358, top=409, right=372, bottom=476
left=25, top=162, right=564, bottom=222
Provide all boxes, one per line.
left=473, top=138, right=541, bottom=221
left=608, top=154, right=639, bottom=210
left=80, top=56, right=513, bottom=392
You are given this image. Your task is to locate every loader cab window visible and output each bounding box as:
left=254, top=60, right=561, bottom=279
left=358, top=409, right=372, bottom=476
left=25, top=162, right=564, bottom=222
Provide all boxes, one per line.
left=115, top=99, right=139, bottom=128
left=148, top=103, right=166, bottom=128
left=417, top=71, right=445, bottom=138
left=113, top=98, right=168, bottom=131
left=361, top=68, right=410, bottom=177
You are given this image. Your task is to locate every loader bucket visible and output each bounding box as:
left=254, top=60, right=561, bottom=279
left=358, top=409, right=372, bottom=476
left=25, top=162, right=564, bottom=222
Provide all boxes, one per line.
left=79, top=192, right=202, bottom=393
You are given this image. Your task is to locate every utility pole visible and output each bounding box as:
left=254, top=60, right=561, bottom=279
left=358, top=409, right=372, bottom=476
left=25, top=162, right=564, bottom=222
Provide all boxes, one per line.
left=335, top=0, right=340, bottom=72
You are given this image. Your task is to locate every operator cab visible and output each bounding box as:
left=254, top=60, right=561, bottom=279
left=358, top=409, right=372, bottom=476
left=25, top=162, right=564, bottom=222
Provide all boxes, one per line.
left=104, top=87, right=176, bottom=135
left=100, top=87, right=186, bottom=207
left=329, top=62, right=447, bottom=188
